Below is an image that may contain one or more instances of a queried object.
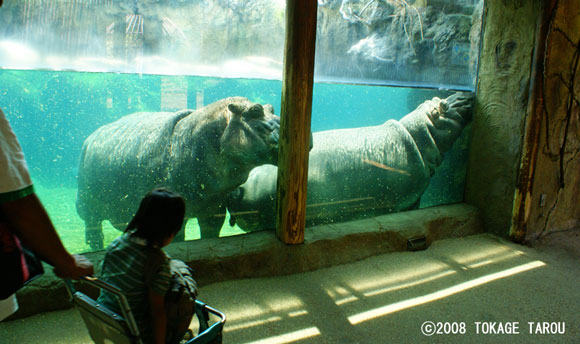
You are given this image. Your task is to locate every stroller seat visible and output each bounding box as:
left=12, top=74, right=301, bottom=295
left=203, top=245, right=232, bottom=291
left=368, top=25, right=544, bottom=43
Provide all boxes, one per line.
left=64, top=276, right=226, bottom=344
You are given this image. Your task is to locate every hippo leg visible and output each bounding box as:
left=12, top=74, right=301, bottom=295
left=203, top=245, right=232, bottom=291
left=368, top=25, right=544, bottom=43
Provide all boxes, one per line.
left=173, top=219, right=188, bottom=243
left=85, top=219, right=104, bottom=250
left=198, top=205, right=226, bottom=238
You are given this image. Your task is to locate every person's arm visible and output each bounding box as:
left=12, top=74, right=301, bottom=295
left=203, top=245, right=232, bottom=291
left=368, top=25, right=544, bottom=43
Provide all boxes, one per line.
left=149, top=288, right=166, bottom=344
left=0, top=193, right=93, bottom=278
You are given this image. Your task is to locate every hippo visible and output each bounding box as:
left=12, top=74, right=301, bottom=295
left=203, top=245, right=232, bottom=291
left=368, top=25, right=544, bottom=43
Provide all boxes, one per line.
left=227, top=92, right=474, bottom=232
left=76, top=97, right=280, bottom=250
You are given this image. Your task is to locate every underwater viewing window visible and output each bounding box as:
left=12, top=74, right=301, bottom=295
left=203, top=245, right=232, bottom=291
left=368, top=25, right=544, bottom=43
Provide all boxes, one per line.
left=0, top=0, right=483, bottom=253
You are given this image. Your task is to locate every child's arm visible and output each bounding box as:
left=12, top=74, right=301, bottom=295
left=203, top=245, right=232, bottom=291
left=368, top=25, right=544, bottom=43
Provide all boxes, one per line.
left=149, top=288, right=166, bottom=344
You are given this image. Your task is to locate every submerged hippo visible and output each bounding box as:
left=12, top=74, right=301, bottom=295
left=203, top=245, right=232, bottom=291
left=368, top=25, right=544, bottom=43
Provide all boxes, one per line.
left=77, top=97, right=280, bottom=249
left=227, top=92, right=474, bottom=232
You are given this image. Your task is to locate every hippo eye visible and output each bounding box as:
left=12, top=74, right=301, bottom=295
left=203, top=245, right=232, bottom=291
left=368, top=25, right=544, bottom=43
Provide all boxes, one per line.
left=244, top=104, right=264, bottom=119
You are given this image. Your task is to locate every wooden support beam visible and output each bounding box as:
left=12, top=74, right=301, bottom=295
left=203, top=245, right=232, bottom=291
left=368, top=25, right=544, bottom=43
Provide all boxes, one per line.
left=276, top=0, right=318, bottom=245
left=510, top=0, right=557, bottom=242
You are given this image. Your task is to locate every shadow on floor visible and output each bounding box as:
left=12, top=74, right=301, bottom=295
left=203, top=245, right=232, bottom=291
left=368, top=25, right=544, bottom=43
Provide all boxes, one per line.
left=1, top=232, right=579, bottom=344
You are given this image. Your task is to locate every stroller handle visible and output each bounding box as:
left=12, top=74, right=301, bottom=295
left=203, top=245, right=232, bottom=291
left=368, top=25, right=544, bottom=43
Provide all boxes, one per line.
left=197, top=300, right=226, bottom=324
left=64, top=276, right=141, bottom=339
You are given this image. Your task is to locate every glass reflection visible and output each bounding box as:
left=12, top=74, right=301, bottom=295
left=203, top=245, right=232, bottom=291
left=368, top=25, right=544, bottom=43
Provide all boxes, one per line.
left=316, top=0, right=483, bottom=89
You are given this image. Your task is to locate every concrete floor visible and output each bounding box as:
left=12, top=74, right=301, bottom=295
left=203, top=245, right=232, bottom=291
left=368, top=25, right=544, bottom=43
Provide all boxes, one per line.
left=1, top=232, right=579, bottom=344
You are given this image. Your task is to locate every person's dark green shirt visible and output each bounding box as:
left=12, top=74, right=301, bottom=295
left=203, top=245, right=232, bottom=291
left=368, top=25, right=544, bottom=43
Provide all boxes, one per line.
left=97, top=233, right=171, bottom=335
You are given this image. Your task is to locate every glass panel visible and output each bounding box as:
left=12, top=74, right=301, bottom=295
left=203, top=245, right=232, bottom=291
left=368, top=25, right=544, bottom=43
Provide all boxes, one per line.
left=0, top=69, right=282, bottom=253
left=1, top=0, right=481, bottom=252
left=227, top=1, right=481, bottom=233
left=305, top=86, right=471, bottom=226
left=0, top=0, right=286, bottom=253
left=0, top=0, right=286, bottom=79
left=315, top=0, right=484, bottom=90
left=227, top=85, right=472, bottom=232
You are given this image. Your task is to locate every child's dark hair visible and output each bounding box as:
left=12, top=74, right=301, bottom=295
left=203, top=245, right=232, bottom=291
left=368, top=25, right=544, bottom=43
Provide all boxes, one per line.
left=126, top=188, right=185, bottom=246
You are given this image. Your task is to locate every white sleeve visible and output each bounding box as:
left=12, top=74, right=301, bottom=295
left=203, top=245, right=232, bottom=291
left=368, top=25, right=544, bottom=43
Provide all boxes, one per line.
left=0, top=108, right=33, bottom=198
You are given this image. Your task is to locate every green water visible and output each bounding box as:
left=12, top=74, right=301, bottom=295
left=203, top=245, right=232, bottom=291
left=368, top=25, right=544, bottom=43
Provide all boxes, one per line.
left=34, top=185, right=249, bottom=253
left=1, top=69, right=465, bottom=253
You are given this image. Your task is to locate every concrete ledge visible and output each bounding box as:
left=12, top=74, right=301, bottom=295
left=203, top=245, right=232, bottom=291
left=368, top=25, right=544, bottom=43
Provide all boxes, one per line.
left=10, top=203, right=483, bottom=320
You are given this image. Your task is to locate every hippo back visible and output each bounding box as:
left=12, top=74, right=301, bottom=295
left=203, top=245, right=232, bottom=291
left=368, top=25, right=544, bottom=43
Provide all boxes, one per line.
left=229, top=121, right=431, bottom=231
left=228, top=92, right=474, bottom=232
left=76, top=110, right=192, bottom=227
left=305, top=121, right=430, bottom=223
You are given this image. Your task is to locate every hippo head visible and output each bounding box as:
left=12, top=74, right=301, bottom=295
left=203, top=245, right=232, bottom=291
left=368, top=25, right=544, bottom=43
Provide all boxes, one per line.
left=220, top=101, right=280, bottom=168
left=425, top=92, right=474, bottom=153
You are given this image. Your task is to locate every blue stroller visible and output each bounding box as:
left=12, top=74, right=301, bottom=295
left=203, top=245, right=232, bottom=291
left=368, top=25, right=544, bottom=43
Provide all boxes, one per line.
left=64, top=276, right=226, bottom=344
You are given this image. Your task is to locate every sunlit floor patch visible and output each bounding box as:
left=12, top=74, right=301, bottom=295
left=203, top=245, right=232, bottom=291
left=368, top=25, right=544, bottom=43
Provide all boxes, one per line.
left=463, top=249, right=526, bottom=269
left=325, top=285, right=360, bottom=305
left=348, top=260, right=546, bottom=325
left=445, top=244, right=515, bottom=266
left=243, top=326, right=321, bottom=344
left=334, top=295, right=360, bottom=306
left=287, top=309, right=308, bottom=317
left=363, top=269, right=457, bottom=298
left=360, top=250, right=530, bottom=298
left=226, top=316, right=283, bottom=332
left=330, top=242, right=531, bottom=306
left=224, top=309, right=309, bottom=333
left=342, top=261, right=450, bottom=296
left=450, top=246, right=527, bottom=270
left=325, top=264, right=454, bottom=306
left=224, top=296, right=305, bottom=323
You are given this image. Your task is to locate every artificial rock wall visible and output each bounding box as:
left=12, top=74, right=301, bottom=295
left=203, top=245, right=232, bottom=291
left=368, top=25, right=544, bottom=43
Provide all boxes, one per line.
left=525, top=0, right=580, bottom=240
left=465, top=0, right=541, bottom=236
left=466, top=0, right=580, bottom=239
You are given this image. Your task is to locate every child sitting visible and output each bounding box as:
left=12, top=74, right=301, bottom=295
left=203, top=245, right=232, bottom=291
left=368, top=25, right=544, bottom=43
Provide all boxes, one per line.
left=98, top=188, right=196, bottom=344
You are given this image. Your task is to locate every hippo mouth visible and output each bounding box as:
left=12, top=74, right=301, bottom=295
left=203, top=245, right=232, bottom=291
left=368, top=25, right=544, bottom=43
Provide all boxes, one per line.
left=266, top=121, right=280, bottom=163
left=220, top=114, right=281, bottom=167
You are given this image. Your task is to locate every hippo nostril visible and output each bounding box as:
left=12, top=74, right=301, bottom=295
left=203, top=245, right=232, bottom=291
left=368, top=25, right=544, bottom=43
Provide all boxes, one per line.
left=268, top=118, right=280, bottom=128
left=254, top=122, right=271, bottom=136
left=268, top=131, right=279, bottom=146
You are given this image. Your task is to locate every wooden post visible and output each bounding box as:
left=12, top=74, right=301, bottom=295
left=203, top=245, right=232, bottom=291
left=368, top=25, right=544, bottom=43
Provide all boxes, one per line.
left=276, top=0, right=318, bottom=244
left=509, top=0, right=557, bottom=242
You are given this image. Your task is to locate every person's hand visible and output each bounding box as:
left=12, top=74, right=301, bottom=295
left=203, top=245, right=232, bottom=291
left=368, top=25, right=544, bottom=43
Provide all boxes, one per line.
left=53, top=254, right=94, bottom=279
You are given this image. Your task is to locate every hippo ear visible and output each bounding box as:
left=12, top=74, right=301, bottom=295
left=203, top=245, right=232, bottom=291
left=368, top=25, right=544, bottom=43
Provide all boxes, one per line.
left=264, top=104, right=275, bottom=114
left=228, top=104, right=245, bottom=116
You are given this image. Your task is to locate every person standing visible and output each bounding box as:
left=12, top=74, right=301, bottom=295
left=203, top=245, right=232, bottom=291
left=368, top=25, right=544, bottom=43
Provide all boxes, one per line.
left=0, top=108, right=94, bottom=321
